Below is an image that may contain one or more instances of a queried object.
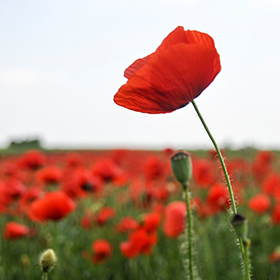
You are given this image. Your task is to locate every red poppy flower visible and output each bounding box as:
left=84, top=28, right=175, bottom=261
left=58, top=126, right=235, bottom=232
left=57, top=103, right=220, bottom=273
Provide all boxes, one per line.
left=65, top=152, right=84, bottom=168
left=28, top=191, right=76, bottom=222
left=262, top=172, right=280, bottom=196
left=36, top=165, right=63, bottom=185
left=115, top=216, right=139, bottom=233
left=142, top=212, right=161, bottom=233
left=114, top=26, right=221, bottom=114
left=120, top=229, right=157, bottom=258
left=1, top=159, right=18, bottom=177
left=94, top=207, right=116, bottom=226
left=18, top=150, right=46, bottom=170
left=252, top=151, right=274, bottom=183
left=0, top=178, right=26, bottom=205
left=272, top=204, right=280, bottom=225
left=4, top=221, right=30, bottom=240
left=192, top=158, right=215, bottom=188
left=62, top=167, right=103, bottom=199
left=207, top=183, right=230, bottom=212
left=92, top=239, right=112, bottom=263
left=91, top=159, right=122, bottom=182
left=143, top=156, right=167, bottom=181
left=269, top=247, right=280, bottom=263
left=163, top=201, right=186, bottom=238
left=248, top=193, right=271, bottom=214
left=80, top=211, right=94, bottom=230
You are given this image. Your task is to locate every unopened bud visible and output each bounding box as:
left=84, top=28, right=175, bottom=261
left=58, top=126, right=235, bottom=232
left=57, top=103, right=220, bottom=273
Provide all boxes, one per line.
left=231, top=213, right=249, bottom=244
left=171, top=151, right=192, bottom=187
left=39, top=249, right=57, bottom=273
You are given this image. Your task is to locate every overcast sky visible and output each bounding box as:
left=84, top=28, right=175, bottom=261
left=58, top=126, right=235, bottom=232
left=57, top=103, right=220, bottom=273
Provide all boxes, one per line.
left=1, top=0, right=280, bottom=150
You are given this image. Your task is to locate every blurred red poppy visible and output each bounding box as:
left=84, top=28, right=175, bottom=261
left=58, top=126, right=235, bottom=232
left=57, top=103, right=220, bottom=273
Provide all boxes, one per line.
left=114, top=26, right=221, bottom=114
left=94, top=206, right=116, bottom=226
left=36, top=166, right=63, bottom=185
left=4, top=221, right=30, bottom=240
left=18, top=150, right=46, bottom=170
left=142, top=212, right=161, bottom=233
left=248, top=193, right=271, bottom=214
left=207, top=183, right=230, bottom=213
left=65, top=152, right=84, bottom=168
left=163, top=201, right=186, bottom=238
left=92, top=239, right=112, bottom=263
left=120, top=229, right=157, bottom=258
left=80, top=211, right=94, bottom=230
left=91, top=159, right=122, bottom=183
left=115, top=216, right=139, bottom=233
left=269, top=247, right=280, bottom=263
left=62, top=167, right=102, bottom=199
left=0, top=178, right=26, bottom=206
left=252, top=151, right=274, bottom=183
left=262, top=172, right=280, bottom=196
left=272, top=204, right=280, bottom=225
left=192, top=158, right=215, bottom=188
left=143, top=156, right=167, bottom=181
left=29, top=191, right=76, bottom=222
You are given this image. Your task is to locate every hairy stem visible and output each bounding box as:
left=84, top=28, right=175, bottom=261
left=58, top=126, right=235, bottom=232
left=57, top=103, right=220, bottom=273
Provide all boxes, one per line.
left=191, top=100, right=251, bottom=280
left=183, top=182, right=194, bottom=280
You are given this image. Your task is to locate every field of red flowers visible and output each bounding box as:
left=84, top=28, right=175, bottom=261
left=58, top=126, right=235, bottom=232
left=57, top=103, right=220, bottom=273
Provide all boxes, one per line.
left=1, top=148, right=280, bottom=279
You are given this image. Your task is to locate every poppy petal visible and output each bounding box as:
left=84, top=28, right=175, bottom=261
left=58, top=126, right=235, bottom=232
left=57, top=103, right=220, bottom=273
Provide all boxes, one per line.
left=114, top=43, right=220, bottom=114
left=156, top=26, right=216, bottom=52
left=124, top=54, right=153, bottom=79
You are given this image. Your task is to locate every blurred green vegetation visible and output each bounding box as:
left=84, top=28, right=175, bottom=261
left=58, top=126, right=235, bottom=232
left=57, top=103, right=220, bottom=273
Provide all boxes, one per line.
left=1, top=147, right=280, bottom=279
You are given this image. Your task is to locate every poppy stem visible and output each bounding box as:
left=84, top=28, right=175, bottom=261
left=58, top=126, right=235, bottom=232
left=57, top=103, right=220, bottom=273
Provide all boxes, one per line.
left=191, top=100, right=237, bottom=214
left=242, top=239, right=251, bottom=280
left=182, top=182, right=194, bottom=280
left=191, top=100, right=251, bottom=280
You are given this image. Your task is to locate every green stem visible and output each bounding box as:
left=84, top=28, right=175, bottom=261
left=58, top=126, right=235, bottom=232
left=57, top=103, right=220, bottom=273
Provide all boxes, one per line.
left=191, top=100, right=251, bottom=280
left=244, top=241, right=251, bottom=280
left=183, top=182, right=194, bottom=280
left=42, top=272, right=48, bottom=280
left=191, top=100, right=237, bottom=213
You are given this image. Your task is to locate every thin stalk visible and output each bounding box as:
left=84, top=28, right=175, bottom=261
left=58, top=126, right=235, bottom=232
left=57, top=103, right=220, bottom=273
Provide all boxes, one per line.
left=191, top=100, right=237, bottom=214
left=244, top=242, right=251, bottom=280
left=191, top=100, right=251, bottom=280
left=42, top=272, right=48, bottom=280
left=183, top=182, right=194, bottom=280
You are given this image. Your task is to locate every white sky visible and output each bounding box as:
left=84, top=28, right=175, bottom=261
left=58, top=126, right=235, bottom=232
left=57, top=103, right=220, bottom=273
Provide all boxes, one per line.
left=1, top=0, right=280, bottom=150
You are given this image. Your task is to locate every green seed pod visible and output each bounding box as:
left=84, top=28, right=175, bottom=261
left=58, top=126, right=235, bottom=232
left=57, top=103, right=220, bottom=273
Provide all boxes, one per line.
left=171, top=151, right=192, bottom=187
left=39, top=249, right=57, bottom=273
left=231, top=213, right=249, bottom=242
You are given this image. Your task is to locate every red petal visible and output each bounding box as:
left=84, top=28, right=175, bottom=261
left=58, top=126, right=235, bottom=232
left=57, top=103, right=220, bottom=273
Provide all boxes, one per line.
left=124, top=54, right=153, bottom=79
left=156, top=26, right=189, bottom=52
left=156, top=26, right=216, bottom=52
left=114, top=43, right=221, bottom=114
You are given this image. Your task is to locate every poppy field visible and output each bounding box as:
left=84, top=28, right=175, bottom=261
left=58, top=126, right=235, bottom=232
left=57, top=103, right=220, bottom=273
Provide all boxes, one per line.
left=1, top=148, right=280, bottom=280
left=1, top=24, right=278, bottom=280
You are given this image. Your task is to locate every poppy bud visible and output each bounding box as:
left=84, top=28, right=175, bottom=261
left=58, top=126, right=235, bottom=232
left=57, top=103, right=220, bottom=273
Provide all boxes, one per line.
left=171, top=151, right=192, bottom=187
left=231, top=213, right=250, bottom=246
left=39, top=249, right=57, bottom=273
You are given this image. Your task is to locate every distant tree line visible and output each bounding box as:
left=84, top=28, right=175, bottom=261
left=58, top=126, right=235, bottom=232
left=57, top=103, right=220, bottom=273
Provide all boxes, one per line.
left=8, top=139, right=43, bottom=150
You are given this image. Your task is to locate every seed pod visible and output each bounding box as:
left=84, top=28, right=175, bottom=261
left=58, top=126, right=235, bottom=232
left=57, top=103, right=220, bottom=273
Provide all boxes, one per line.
left=231, top=213, right=249, bottom=243
left=171, top=151, right=192, bottom=187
